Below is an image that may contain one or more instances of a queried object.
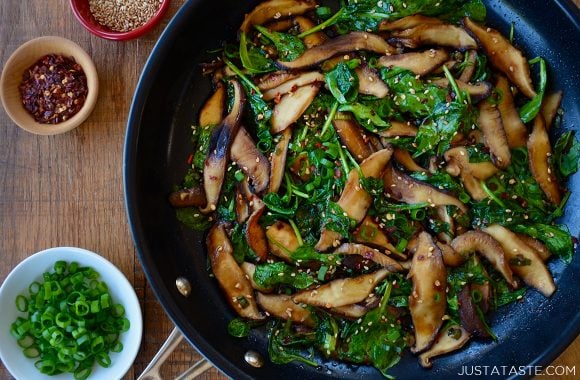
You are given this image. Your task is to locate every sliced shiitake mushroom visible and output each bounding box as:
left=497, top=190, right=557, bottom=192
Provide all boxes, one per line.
left=458, top=50, right=478, bottom=83
left=278, top=32, right=397, bottom=70
left=330, top=304, right=369, bottom=319
left=316, top=147, right=394, bottom=251
left=268, top=128, right=292, bottom=193
left=457, top=284, right=491, bottom=339
left=477, top=100, right=511, bottom=169
left=240, top=0, right=316, bottom=33
left=256, top=293, right=315, bottom=327
left=495, top=75, right=527, bottom=148
left=257, top=71, right=299, bottom=91
left=528, top=115, right=561, bottom=205
left=484, top=224, right=556, bottom=297
left=271, top=83, right=320, bottom=133
left=334, top=243, right=403, bottom=272
left=202, top=79, right=245, bottom=213
left=389, top=24, right=477, bottom=50
left=419, top=324, right=470, bottom=368
left=432, top=78, right=491, bottom=102
left=245, top=201, right=269, bottom=262
left=515, top=233, right=552, bottom=262
left=378, top=14, right=443, bottom=31
left=377, top=120, right=418, bottom=138
left=393, top=148, right=426, bottom=172
left=378, top=49, right=449, bottom=76
left=292, top=269, right=390, bottom=308
left=333, top=117, right=375, bottom=162
left=352, top=216, right=404, bottom=258
left=444, top=146, right=499, bottom=201
left=355, top=63, right=389, bottom=98
left=450, top=230, right=517, bottom=288
left=463, top=17, right=536, bottom=99
left=294, top=16, right=327, bottom=48
left=383, top=164, right=468, bottom=212
left=266, top=220, right=300, bottom=262
left=408, top=232, right=447, bottom=353
left=231, top=126, right=270, bottom=193
left=199, top=83, right=226, bottom=127
left=207, top=223, right=263, bottom=319
left=541, top=91, right=563, bottom=131
left=169, top=187, right=207, bottom=208
left=262, top=71, right=324, bottom=101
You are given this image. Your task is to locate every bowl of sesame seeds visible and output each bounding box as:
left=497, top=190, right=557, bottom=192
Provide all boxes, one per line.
left=69, top=0, right=171, bottom=41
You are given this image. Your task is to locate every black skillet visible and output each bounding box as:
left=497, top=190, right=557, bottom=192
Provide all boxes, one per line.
left=124, top=1, right=580, bottom=378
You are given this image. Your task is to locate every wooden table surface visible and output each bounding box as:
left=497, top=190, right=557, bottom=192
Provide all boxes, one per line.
left=0, top=1, right=578, bottom=379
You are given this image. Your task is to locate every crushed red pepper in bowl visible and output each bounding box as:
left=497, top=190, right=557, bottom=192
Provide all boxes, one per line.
left=19, top=54, right=88, bottom=124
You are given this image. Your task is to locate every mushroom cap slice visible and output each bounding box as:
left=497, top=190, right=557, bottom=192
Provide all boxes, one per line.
left=383, top=164, right=468, bottom=213
left=390, top=24, right=477, bottom=50
left=334, top=243, right=403, bottom=272
left=477, top=100, right=511, bottom=169
left=393, top=148, right=426, bottom=172
left=294, top=16, right=327, bottom=48
left=483, top=224, right=556, bottom=297
left=262, top=71, right=324, bottom=101
left=419, top=324, right=470, bottom=368
left=495, top=75, right=527, bottom=148
left=316, top=147, right=394, bottom=251
left=457, top=285, right=491, bottom=339
left=333, top=118, right=375, bottom=162
left=245, top=201, right=269, bottom=262
left=207, top=224, right=263, bottom=319
left=256, top=293, right=315, bottom=327
left=355, top=64, right=389, bottom=98
left=199, top=83, right=225, bottom=127
left=231, top=126, right=270, bottom=193
left=379, top=14, right=443, bottom=31
left=378, top=49, right=449, bottom=76
left=202, top=80, right=245, bottom=213
left=541, top=91, right=563, bottom=131
left=377, top=120, right=418, bottom=138
left=450, top=230, right=517, bottom=288
left=271, top=83, right=320, bottom=133
left=458, top=50, right=478, bottom=83
left=292, top=269, right=390, bottom=308
left=408, top=232, right=447, bottom=353
left=266, top=220, right=300, bottom=262
left=516, top=233, right=552, bottom=262
left=168, top=187, right=207, bottom=208
left=444, top=146, right=499, bottom=201
left=240, top=0, right=316, bottom=33
left=463, top=17, right=536, bottom=99
left=432, top=78, right=491, bottom=102
left=330, top=304, right=369, bottom=319
left=268, top=128, right=292, bottom=193
left=277, top=32, right=397, bottom=70
left=528, top=115, right=561, bottom=205
left=257, top=71, right=299, bottom=91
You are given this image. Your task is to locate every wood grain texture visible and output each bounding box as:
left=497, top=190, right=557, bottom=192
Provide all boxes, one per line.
left=0, top=1, right=578, bottom=379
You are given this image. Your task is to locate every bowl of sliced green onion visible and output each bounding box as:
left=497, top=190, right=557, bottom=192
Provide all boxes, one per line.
left=0, top=247, right=142, bottom=380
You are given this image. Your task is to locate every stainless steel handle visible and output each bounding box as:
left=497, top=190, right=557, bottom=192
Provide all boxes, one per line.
left=137, top=327, right=213, bottom=380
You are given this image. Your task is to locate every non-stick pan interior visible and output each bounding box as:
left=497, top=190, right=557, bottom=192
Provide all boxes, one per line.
left=124, top=1, right=580, bottom=378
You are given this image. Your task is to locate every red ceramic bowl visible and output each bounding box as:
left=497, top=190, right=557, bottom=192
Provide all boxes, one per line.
left=69, top=0, right=171, bottom=41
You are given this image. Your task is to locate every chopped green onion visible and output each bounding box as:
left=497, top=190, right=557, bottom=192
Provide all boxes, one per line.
left=11, top=261, right=130, bottom=378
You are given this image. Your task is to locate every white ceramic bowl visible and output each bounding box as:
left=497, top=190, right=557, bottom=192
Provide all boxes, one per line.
left=0, top=247, right=143, bottom=380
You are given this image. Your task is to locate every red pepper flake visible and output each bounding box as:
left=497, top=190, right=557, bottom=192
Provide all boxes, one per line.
left=19, top=54, right=88, bottom=124
left=186, top=154, right=194, bottom=165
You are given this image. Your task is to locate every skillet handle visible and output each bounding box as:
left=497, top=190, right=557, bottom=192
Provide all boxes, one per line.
left=137, top=327, right=213, bottom=380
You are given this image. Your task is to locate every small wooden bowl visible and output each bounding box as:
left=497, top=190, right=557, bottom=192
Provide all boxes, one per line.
left=0, top=36, right=99, bottom=135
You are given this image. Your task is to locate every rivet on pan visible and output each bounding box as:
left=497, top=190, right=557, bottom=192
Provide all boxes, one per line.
left=175, top=277, right=192, bottom=297
left=244, top=350, right=264, bottom=368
